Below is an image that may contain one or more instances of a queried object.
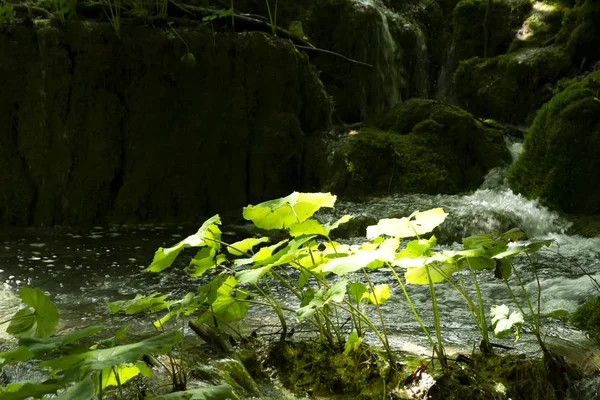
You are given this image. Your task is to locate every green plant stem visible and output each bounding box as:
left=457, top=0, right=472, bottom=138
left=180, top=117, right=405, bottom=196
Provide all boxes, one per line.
left=388, top=264, right=436, bottom=349
left=426, top=266, right=447, bottom=369
left=271, top=270, right=302, bottom=299
left=362, top=268, right=391, bottom=356
left=112, top=366, right=124, bottom=399
left=471, top=269, right=491, bottom=352
left=336, top=302, right=395, bottom=365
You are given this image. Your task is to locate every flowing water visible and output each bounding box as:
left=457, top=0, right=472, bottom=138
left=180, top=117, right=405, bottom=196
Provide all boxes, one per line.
left=1, top=142, right=600, bottom=398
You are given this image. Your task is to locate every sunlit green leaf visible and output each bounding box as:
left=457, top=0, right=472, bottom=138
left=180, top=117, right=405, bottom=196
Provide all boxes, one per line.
left=322, top=248, right=395, bottom=275
left=365, top=284, right=390, bottom=305
left=462, top=233, right=495, bottom=249
left=490, top=304, right=524, bottom=339
left=289, top=219, right=328, bottom=237
left=396, top=238, right=435, bottom=259
left=325, top=215, right=353, bottom=233
left=7, top=287, right=59, bottom=338
left=296, top=279, right=347, bottom=320
left=343, top=331, right=363, bottom=355
left=348, top=282, right=368, bottom=304
left=243, top=192, right=336, bottom=229
left=366, top=208, right=447, bottom=239
left=100, top=363, right=143, bottom=390
left=197, top=276, right=249, bottom=324
left=236, top=265, right=272, bottom=284
left=460, top=256, right=494, bottom=271
left=187, top=247, right=217, bottom=278
left=227, top=237, right=270, bottom=256
left=405, top=263, right=460, bottom=284
left=146, top=215, right=221, bottom=273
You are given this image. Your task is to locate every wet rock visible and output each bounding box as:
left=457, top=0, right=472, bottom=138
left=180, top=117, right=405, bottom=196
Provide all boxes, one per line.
left=453, top=46, right=571, bottom=124
left=321, top=99, right=511, bottom=197
left=571, top=296, right=600, bottom=345
left=557, top=0, right=600, bottom=67
left=452, top=0, right=531, bottom=61
left=507, top=70, right=600, bottom=214
left=0, top=22, right=332, bottom=226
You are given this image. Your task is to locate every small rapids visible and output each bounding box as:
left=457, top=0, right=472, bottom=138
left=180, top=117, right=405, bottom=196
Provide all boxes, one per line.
left=1, top=142, right=599, bottom=398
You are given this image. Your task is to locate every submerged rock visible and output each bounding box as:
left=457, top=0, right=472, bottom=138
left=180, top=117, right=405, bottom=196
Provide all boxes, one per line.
left=322, top=99, right=510, bottom=197
left=0, top=22, right=332, bottom=226
left=508, top=70, right=600, bottom=214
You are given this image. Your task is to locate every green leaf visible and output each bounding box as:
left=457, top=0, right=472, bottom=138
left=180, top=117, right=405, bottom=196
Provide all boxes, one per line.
left=500, top=228, right=525, bottom=242
left=55, top=376, right=94, bottom=400
left=324, top=215, right=353, bottom=234
left=366, top=284, right=390, bottom=305
left=40, top=331, right=182, bottom=371
left=322, top=248, right=395, bottom=275
left=100, top=363, right=143, bottom=390
left=366, top=208, right=447, bottom=239
left=146, top=215, right=221, bottom=273
left=289, top=219, right=328, bottom=237
left=490, top=304, right=524, bottom=339
left=17, top=325, right=104, bottom=357
left=343, top=331, right=363, bottom=355
left=0, top=346, right=34, bottom=367
left=236, top=265, right=272, bottom=284
left=494, top=259, right=512, bottom=279
left=0, top=381, right=62, bottom=400
left=296, top=279, right=347, bottom=321
left=7, top=287, right=59, bottom=338
left=187, top=247, right=218, bottom=278
left=396, top=238, right=435, bottom=259
left=242, top=192, right=336, bottom=229
left=227, top=237, right=270, bottom=256
left=109, top=293, right=174, bottom=314
left=197, top=276, right=249, bottom=324
left=146, top=384, right=234, bottom=400
left=460, top=256, right=494, bottom=271
left=405, top=263, right=460, bottom=284
left=462, top=233, right=495, bottom=249
left=348, top=282, right=368, bottom=304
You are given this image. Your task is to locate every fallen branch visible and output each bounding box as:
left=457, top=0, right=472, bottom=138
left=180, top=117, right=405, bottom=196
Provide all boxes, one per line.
left=296, top=45, right=373, bottom=68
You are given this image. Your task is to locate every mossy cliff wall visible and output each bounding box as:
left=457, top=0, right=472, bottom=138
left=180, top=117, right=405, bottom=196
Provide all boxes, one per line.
left=0, top=22, right=332, bottom=226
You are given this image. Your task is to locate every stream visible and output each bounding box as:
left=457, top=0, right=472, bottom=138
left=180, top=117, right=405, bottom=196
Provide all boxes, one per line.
left=1, top=142, right=600, bottom=398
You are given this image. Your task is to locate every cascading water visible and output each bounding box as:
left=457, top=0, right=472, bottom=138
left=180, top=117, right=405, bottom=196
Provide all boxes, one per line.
left=1, top=140, right=599, bottom=397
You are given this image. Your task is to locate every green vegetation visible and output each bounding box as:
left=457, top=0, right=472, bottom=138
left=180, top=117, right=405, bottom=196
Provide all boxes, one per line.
left=571, top=296, right=600, bottom=344
left=508, top=70, right=600, bottom=214
left=2, top=192, right=568, bottom=398
left=453, top=47, right=571, bottom=123
left=452, top=0, right=531, bottom=61
left=341, top=99, right=510, bottom=195
left=557, top=0, right=600, bottom=65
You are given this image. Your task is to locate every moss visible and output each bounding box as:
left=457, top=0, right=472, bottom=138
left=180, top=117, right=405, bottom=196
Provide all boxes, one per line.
left=265, top=340, right=401, bottom=398
left=508, top=70, right=600, bottom=214
left=341, top=99, right=510, bottom=196
left=557, top=0, right=600, bottom=66
left=508, top=2, right=565, bottom=52
left=0, top=21, right=332, bottom=226
left=571, top=296, right=600, bottom=344
left=452, top=0, right=532, bottom=61
left=453, top=46, right=571, bottom=123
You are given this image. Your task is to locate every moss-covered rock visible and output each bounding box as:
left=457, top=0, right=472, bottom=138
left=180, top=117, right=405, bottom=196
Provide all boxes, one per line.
left=453, top=46, right=571, bottom=123
left=508, top=1, right=566, bottom=52
left=452, top=0, right=531, bottom=61
left=337, top=99, right=510, bottom=196
left=571, top=296, right=600, bottom=344
left=557, top=0, right=600, bottom=66
left=305, top=0, right=429, bottom=122
left=508, top=70, right=600, bottom=214
left=266, top=340, right=401, bottom=398
left=0, top=21, right=332, bottom=226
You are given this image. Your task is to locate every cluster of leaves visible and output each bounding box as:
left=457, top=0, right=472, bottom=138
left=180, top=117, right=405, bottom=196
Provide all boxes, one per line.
left=0, top=287, right=233, bottom=399
left=110, top=192, right=553, bottom=369
left=1, top=191, right=554, bottom=398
